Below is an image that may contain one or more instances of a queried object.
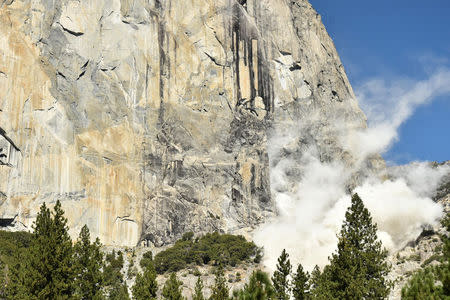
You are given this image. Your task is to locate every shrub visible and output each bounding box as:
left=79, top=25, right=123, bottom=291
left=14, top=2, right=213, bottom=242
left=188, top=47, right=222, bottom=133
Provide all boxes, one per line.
left=153, top=232, right=258, bottom=274
left=140, top=250, right=154, bottom=270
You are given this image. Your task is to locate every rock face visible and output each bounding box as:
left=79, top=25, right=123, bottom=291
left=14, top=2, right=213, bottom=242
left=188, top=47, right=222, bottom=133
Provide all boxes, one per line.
left=0, top=0, right=374, bottom=246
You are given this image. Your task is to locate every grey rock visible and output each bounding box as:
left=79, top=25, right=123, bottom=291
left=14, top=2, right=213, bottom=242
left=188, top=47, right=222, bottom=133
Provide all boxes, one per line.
left=0, top=0, right=379, bottom=246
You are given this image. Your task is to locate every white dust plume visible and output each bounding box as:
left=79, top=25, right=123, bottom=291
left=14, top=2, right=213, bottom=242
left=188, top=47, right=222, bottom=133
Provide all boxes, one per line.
left=255, top=68, right=450, bottom=272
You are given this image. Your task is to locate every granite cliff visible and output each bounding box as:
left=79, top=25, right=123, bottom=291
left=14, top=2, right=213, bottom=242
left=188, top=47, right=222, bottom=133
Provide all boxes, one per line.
left=0, top=0, right=380, bottom=246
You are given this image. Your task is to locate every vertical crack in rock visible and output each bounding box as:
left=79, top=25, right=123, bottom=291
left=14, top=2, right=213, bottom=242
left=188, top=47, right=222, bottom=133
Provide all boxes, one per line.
left=157, top=11, right=166, bottom=126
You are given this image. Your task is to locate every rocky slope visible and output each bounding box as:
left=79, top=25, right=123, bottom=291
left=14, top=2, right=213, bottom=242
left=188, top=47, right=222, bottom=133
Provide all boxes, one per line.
left=0, top=0, right=379, bottom=246
left=387, top=162, right=450, bottom=299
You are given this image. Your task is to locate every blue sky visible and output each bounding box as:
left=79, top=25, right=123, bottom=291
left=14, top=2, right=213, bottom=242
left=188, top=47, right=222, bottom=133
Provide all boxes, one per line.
left=309, top=0, right=450, bottom=164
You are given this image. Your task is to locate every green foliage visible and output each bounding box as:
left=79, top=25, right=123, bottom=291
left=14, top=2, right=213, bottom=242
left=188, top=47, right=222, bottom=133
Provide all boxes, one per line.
left=0, top=260, right=5, bottom=299
left=210, top=266, right=229, bottom=300
left=233, top=270, right=275, bottom=300
left=153, top=232, right=258, bottom=274
left=8, top=201, right=76, bottom=299
left=132, top=263, right=158, bottom=300
left=317, top=193, right=392, bottom=299
left=308, top=265, right=329, bottom=300
left=271, top=249, right=292, bottom=300
left=128, top=266, right=138, bottom=278
left=254, top=249, right=263, bottom=264
left=0, top=230, right=32, bottom=297
left=2, top=203, right=134, bottom=299
left=408, top=254, right=421, bottom=262
left=73, top=225, right=105, bottom=300
left=0, top=231, right=33, bottom=260
left=182, top=231, right=194, bottom=241
left=402, top=212, right=450, bottom=299
left=193, top=268, right=202, bottom=277
left=401, top=267, right=446, bottom=299
left=193, top=276, right=205, bottom=300
left=104, top=250, right=129, bottom=300
left=236, top=272, right=242, bottom=282
left=162, top=273, right=184, bottom=300
left=140, top=250, right=154, bottom=270
left=109, top=282, right=130, bottom=300
left=292, top=264, right=309, bottom=300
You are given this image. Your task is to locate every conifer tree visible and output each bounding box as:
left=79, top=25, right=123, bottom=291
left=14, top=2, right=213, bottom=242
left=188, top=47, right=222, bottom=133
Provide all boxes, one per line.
left=132, top=262, right=158, bottom=300
left=140, top=250, right=153, bottom=270
left=73, top=225, right=105, bottom=299
left=193, top=276, right=205, bottom=300
left=9, top=201, right=75, bottom=299
left=292, top=264, right=309, bottom=300
left=233, top=270, right=275, bottom=300
left=308, top=265, right=321, bottom=294
left=162, top=272, right=184, bottom=300
left=48, top=200, right=75, bottom=297
left=272, top=249, right=292, bottom=300
left=104, top=250, right=130, bottom=300
left=308, top=265, right=330, bottom=300
left=110, top=282, right=130, bottom=300
left=322, top=193, right=391, bottom=299
left=209, top=266, right=229, bottom=300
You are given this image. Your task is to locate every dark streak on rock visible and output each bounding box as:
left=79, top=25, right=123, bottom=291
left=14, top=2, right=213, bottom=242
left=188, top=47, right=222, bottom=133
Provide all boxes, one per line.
left=0, top=217, right=15, bottom=227
left=57, top=71, right=67, bottom=79
left=121, top=19, right=139, bottom=30
left=81, top=60, right=89, bottom=69
left=57, top=22, right=84, bottom=37
left=77, top=70, right=86, bottom=80
left=100, top=65, right=117, bottom=72
left=0, top=127, right=20, bottom=152
left=289, top=63, right=301, bottom=71
left=230, top=2, right=275, bottom=114
left=203, top=51, right=224, bottom=67
left=2, top=0, right=15, bottom=7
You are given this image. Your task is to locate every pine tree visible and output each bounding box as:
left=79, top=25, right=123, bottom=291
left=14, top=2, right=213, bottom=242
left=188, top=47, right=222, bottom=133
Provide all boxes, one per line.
left=104, top=250, right=130, bottom=300
left=73, top=225, right=105, bottom=299
left=140, top=250, right=153, bottom=270
left=109, top=281, right=130, bottom=300
left=401, top=267, right=442, bottom=299
left=193, top=276, right=205, bottom=300
left=162, top=272, right=184, bottom=300
left=323, top=193, right=391, bottom=299
left=272, top=249, right=292, bottom=300
left=8, top=201, right=76, bottom=299
left=48, top=200, right=75, bottom=297
left=233, top=270, right=275, bottom=300
left=292, top=264, right=309, bottom=300
left=308, top=266, right=320, bottom=294
left=308, top=265, right=330, bottom=300
left=209, top=266, right=229, bottom=300
left=132, top=262, right=158, bottom=300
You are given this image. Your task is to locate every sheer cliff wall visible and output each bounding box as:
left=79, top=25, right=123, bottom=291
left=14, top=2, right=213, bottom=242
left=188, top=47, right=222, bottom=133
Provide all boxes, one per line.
left=0, top=0, right=379, bottom=246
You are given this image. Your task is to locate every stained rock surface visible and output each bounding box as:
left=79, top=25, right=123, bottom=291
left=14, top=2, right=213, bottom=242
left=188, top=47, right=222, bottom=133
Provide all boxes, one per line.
left=0, top=0, right=378, bottom=246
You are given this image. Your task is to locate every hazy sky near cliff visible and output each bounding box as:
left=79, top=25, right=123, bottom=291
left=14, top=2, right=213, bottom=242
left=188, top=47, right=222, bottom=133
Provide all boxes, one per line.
left=310, top=0, right=450, bottom=164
